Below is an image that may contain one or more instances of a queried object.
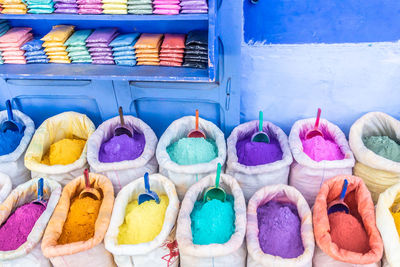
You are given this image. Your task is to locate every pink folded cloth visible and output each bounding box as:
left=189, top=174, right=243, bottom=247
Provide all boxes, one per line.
left=78, top=3, right=101, bottom=8
left=2, top=50, right=24, bottom=56
left=181, top=9, right=207, bottom=13
left=154, top=4, right=180, bottom=9
left=78, top=8, right=102, bottom=14
left=55, top=8, right=79, bottom=13
left=153, top=0, right=179, bottom=3
left=153, top=9, right=179, bottom=14
left=0, top=27, right=31, bottom=43
left=3, top=56, right=26, bottom=60
left=0, top=47, right=25, bottom=52
left=77, top=0, right=101, bottom=3
left=4, top=59, right=27, bottom=64
left=0, top=34, right=33, bottom=48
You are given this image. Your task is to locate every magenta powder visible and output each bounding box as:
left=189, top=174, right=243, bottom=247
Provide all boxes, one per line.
left=236, top=136, right=283, bottom=166
left=99, top=132, right=145, bottom=163
left=257, top=200, right=304, bottom=258
left=302, top=135, right=344, bottom=162
left=0, top=203, right=46, bottom=251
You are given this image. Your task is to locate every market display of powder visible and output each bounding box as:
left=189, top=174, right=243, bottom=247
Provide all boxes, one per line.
left=328, top=212, right=370, bottom=253
left=302, top=135, right=344, bottom=162
left=41, top=138, right=86, bottom=165
left=58, top=196, right=101, bottom=244
left=118, top=195, right=169, bottom=245
left=167, top=137, right=218, bottom=165
left=190, top=195, right=235, bottom=245
left=363, top=136, right=400, bottom=162
left=257, top=200, right=304, bottom=258
left=0, top=202, right=46, bottom=251
left=236, top=135, right=282, bottom=166
left=0, top=129, right=23, bottom=156
left=391, top=210, right=400, bottom=238
left=99, top=132, right=145, bottom=163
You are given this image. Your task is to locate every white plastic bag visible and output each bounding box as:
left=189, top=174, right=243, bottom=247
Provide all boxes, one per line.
left=176, top=173, right=246, bottom=267
left=0, top=177, right=62, bottom=266
left=0, top=172, right=12, bottom=203
left=289, top=118, right=355, bottom=206
left=226, top=120, right=293, bottom=201
left=349, top=112, right=400, bottom=203
left=0, top=109, right=35, bottom=188
left=246, top=184, right=314, bottom=267
left=105, top=173, right=180, bottom=267
left=87, top=115, right=158, bottom=194
left=156, top=116, right=226, bottom=200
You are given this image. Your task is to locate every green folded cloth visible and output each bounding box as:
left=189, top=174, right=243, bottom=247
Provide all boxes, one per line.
left=72, top=60, right=92, bottom=63
left=28, top=3, right=54, bottom=8
left=26, top=0, right=52, bottom=5
left=66, top=46, right=88, bottom=52
left=69, top=50, right=90, bottom=57
left=65, top=30, right=93, bottom=47
left=127, top=0, right=151, bottom=3
left=127, top=9, right=153, bottom=14
left=71, top=55, right=92, bottom=61
left=28, top=8, right=55, bottom=13
left=127, top=4, right=151, bottom=9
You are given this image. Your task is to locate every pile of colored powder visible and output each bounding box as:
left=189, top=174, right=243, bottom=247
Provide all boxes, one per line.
left=329, top=212, right=370, bottom=253
left=42, top=138, right=86, bottom=165
left=0, top=202, right=46, bottom=251
left=0, top=129, right=24, bottom=156
left=391, top=211, right=400, bottom=238
left=118, top=195, right=169, bottom=245
left=58, top=196, right=101, bottom=244
left=236, top=135, right=283, bottom=166
left=302, top=136, right=344, bottom=162
left=363, top=136, right=400, bottom=162
left=99, top=132, right=145, bottom=163
left=257, top=200, right=304, bottom=258
left=167, top=137, right=218, bottom=165
left=190, top=195, right=235, bottom=245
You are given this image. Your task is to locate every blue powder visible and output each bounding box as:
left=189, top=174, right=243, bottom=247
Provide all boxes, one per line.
left=190, top=195, right=235, bottom=245
left=167, top=137, right=218, bottom=165
left=0, top=130, right=23, bottom=156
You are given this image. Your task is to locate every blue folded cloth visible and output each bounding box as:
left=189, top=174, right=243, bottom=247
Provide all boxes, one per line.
left=25, top=50, right=46, bottom=57
left=26, top=55, right=48, bottom=61
left=113, top=55, right=136, bottom=60
left=110, top=33, right=140, bottom=47
left=115, top=59, right=136, bottom=66
left=27, top=59, right=49, bottom=63
left=21, top=39, right=44, bottom=52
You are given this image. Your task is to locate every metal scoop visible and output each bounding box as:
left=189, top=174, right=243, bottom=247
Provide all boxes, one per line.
left=203, top=163, right=226, bottom=202
left=305, top=108, right=324, bottom=140
left=79, top=169, right=101, bottom=200
left=188, top=109, right=206, bottom=139
left=32, top=178, right=47, bottom=208
left=0, top=100, right=24, bottom=134
left=327, top=179, right=350, bottom=215
left=138, top=172, right=160, bottom=205
left=114, top=106, right=134, bottom=138
left=251, top=110, right=270, bottom=143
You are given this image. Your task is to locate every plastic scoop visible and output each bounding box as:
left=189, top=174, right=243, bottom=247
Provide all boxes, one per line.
left=0, top=100, right=24, bottom=133
left=32, top=178, right=47, bottom=208
left=327, top=179, right=349, bottom=215
left=187, top=109, right=206, bottom=138
left=138, top=172, right=160, bottom=205
left=79, top=169, right=101, bottom=200
left=305, top=108, right=324, bottom=140
left=203, top=163, right=226, bottom=202
left=114, top=106, right=133, bottom=138
left=251, top=110, right=270, bottom=143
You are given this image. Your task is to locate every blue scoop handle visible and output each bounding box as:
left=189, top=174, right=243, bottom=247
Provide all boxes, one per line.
left=6, top=100, right=13, bottom=121
left=340, top=179, right=348, bottom=201
left=144, top=173, right=150, bottom=193
left=38, top=178, right=44, bottom=202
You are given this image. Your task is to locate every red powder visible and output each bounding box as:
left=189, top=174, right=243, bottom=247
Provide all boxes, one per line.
left=329, top=212, right=370, bottom=253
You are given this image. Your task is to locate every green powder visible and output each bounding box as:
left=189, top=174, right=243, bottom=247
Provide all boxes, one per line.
left=363, top=135, right=400, bottom=162
left=167, top=137, right=218, bottom=165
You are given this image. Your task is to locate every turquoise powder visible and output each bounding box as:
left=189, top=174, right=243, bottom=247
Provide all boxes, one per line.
left=363, top=136, right=400, bottom=162
left=167, top=137, right=218, bottom=165
left=190, top=195, right=235, bottom=245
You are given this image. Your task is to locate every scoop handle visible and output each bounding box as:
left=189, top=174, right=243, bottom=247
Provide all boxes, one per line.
left=340, top=179, right=348, bottom=201
left=119, top=106, right=125, bottom=126
left=5, top=100, right=13, bottom=121
left=38, top=178, right=43, bottom=202
left=315, top=108, right=321, bottom=129
left=144, top=172, right=150, bottom=192
left=195, top=109, right=199, bottom=131
left=259, top=110, right=263, bottom=132
left=84, top=168, right=90, bottom=189
left=215, top=163, right=221, bottom=188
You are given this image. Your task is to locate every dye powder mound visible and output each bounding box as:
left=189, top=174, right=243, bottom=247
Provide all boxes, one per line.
left=302, top=135, right=344, bottom=162
left=329, top=212, right=370, bottom=253
left=0, top=202, right=46, bottom=251
left=99, top=132, right=145, bottom=163
left=190, top=195, right=235, bottom=245
left=118, top=195, right=169, bottom=245
left=167, top=137, right=218, bottom=165
left=0, top=129, right=23, bottom=156
left=257, top=200, right=304, bottom=258
left=363, top=136, right=400, bottom=162
left=236, top=136, right=283, bottom=166
left=42, top=138, right=86, bottom=165
left=58, top=196, right=101, bottom=244
left=391, top=211, right=400, bottom=238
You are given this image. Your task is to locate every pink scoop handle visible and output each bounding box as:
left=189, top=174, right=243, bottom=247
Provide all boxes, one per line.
left=314, top=108, right=321, bottom=129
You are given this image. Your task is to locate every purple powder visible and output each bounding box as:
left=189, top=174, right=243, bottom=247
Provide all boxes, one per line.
left=99, top=132, right=145, bottom=163
left=236, top=135, right=283, bottom=166
left=257, top=200, right=304, bottom=258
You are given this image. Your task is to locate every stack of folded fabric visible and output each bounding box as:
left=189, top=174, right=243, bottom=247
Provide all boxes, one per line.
left=134, top=33, right=162, bottom=66
left=41, top=25, right=74, bottom=64
left=54, top=0, right=77, bottom=13
left=21, top=39, right=48, bottom=64
left=183, top=30, right=207, bottom=68
left=160, top=33, right=185, bottom=67
left=153, top=0, right=180, bottom=15
left=0, top=27, right=32, bottom=64
left=77, top=0, right=102, bottom=14
left=65, top=29, right=92, bottom=64
left=180, top=0, right=207, bottom=13
left=0, top=20, right=10, bottom=37
left=127, top=0, right=152, bottom=14
left=27, top=0, right=54, bottom=13
left=1, top=0, right=27, bottom=14
left=102, top=0, right=127, bottom=14
left=110, top=33, right=139, bottom=66
left=86, top=28, right=118, bottom=65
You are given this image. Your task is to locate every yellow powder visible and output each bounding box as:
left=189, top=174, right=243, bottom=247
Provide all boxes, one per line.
left=118, top=195, right=169, bottom=245
left=58, top=196, right=102, bottom=244
left=392, top=211, right=400, bottom=238
left=42, top=138, right=86, bottom=165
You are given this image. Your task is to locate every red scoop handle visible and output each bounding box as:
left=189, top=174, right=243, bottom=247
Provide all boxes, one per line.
left=84, top=169, right=90, bottom=189
left=195, top=109, right=199, bottom=131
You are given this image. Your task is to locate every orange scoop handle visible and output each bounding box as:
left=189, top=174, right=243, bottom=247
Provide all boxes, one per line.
left=196, top=109, right=199, bottom=130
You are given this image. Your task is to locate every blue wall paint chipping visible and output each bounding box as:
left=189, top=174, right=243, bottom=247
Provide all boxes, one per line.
left=244, top=0, right=400, bottom=44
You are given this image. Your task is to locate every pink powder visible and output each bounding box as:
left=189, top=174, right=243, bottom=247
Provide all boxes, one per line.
left=0, top=202, right=46, bottom=251
left=302, top=135, right=344, bottom=162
